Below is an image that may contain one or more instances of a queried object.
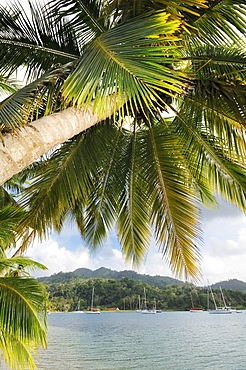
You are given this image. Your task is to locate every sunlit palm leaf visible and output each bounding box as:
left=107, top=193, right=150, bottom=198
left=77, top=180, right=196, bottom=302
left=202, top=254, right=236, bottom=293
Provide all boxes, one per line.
left=0, top=256, right=47, bottom=276
left=62, top=10, right=185, bottom=117
left=0, top=332, right=37, bottom=370
left=0, top=277, right=47, bottom=369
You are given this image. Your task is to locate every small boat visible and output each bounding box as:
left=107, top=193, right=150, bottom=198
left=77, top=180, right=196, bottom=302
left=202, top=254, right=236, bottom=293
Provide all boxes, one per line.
left=74, top=299, right=84, bottom=313
left=152, top=298, right=162, bottom=313
left=86, top=287, right=101, bottom=314
left=190, top=308, right=204, bottom=312
left=190, top=290, right=203, bottom=312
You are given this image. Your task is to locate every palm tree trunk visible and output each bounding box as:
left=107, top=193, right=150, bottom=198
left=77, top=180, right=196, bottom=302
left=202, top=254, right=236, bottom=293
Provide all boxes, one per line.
left=0, top=106, right=108, bottom=185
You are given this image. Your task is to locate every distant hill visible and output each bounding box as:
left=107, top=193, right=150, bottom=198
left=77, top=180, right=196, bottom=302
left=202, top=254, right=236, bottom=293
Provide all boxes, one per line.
left=211, top=279, right=246, bottom=292
left=39, top=267, right=185, bottom=289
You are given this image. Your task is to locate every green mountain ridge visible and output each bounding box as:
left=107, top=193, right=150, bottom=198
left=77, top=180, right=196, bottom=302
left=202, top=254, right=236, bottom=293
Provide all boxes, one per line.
left=39, top=267, right=185, bottom=289
left=39, top=267, right=246, bottom=292
left=211, top=279, right=246, bottom=292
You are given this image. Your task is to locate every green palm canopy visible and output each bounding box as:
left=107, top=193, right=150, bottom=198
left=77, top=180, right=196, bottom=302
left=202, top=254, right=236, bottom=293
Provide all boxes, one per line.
left=1, top=0, right=246, bottom=282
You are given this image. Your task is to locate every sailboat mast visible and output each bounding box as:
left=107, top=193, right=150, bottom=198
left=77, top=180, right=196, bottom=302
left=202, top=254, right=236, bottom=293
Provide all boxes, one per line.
left=220, top=286, right=227, bottom=307
left=209, top=285, right=217, bottom=309
left=91, top=287, right=94, bottom=310
left=144, top=287, right=147, bottom=309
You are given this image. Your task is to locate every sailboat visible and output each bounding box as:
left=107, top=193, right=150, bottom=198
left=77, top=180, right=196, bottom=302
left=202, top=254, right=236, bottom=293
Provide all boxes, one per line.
left=190, top=291, right=203, bottom=312
left=207, top=286, right=232, bottom=314
left=75, top=299, right=84, bottom=313
left=152, top=298, right=162, bottom=313
left=86, top=287, right=101, bottom=314
left=141, top=287, right=156, bottom=314
left=136, top=295, right=142, bottom=313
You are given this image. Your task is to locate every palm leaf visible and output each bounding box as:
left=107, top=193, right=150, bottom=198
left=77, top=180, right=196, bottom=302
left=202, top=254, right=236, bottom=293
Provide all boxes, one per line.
left=47, top=0, right=108, bottom=38
left=0, top=257, right=47, bottom=276
left=62, top=10, right=186, bottom=117
left=0, top=0, right=80, bottom=80
left=138, top=121, right=202, bottom=280
left=190, top=0, right=246, bottom=44
left=0, top=64, right=72, bottom=134
left=0, top=277, right=47, bottom=361
left=84, top=124, right=124, bottom=247
left=0, top=206, right=26, bottom=249
left=116, top=126, right=151, bottom=265
left=0, top=331, right=37, bottom=370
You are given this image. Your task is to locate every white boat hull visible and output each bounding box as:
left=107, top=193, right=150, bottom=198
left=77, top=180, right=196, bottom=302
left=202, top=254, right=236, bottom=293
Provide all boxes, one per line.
left=208, top=309, right=232, bottom=314
left=86, top=310, right=101, bottom=314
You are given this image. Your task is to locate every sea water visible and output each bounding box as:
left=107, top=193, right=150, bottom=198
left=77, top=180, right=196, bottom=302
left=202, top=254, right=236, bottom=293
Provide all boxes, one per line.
left=2, top=311, right=246, bottom=369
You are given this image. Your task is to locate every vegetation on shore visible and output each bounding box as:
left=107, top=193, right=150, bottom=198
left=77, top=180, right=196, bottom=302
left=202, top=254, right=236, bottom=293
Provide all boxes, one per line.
left=44, top=277, right=246, bottom=312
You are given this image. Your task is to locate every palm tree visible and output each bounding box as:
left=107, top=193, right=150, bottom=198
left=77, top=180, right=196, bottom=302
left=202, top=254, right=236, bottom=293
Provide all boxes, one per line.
left=0, top=0, right=246, bottom=280
left=0, top=205, right=48, bottom=370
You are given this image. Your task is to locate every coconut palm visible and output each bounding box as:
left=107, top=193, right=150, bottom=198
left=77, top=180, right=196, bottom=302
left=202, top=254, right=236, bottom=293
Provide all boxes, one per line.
left=0, top=205, right=48, bottom=370
left=0, top=0, right=246, bottom=280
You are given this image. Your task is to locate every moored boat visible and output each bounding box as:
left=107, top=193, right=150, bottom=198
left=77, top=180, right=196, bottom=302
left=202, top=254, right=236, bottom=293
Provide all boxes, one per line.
left=86, top=287, right=101, bottom=314
left=207, top=285, right=232, bottom=314
left=190, top=308, right=203, bottom=312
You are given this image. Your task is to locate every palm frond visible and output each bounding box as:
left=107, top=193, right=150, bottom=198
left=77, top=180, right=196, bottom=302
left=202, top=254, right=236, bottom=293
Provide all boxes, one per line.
left=62, top=10, right=186, bottom=118
left=172, top=107, right=246, bottom=211
left=139, top=121, right=202, bottom=280
left=0, top=331, right=37, bottom=370
left=47, top=0, right=108, bottom=39
left=0, top=277, right=47, bottom=369
left=0, top=206, right=26, bottom=249
left=18, top=126, right=102, bottom=240
left=0, top=64, right=72, bottom=135
left=190, top=0, right=246, bottom=44
left=116, top=126, right=151, bottom=265
left=84, top=124, right=123, bottom=247
left=0, top=257, right=47, bottom=276
left=0, top=75, right=20, bottom=96
left=0, top=0, right=80, bottom=81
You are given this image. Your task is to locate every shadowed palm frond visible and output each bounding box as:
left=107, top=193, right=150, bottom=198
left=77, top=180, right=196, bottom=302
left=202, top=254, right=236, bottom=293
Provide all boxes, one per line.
left=0, top=206, right=26, bottom=250
left=0, top=64, right=73, bottom=135
left=137, top=121, right=202, bottom=280
left=0, top=0, right=80, bottom=81
left=188, top=0, right=246, bottom=43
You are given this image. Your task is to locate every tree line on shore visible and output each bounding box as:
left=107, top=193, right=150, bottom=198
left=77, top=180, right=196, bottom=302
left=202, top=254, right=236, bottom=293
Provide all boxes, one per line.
left=44, top=277, right=246, bottom=312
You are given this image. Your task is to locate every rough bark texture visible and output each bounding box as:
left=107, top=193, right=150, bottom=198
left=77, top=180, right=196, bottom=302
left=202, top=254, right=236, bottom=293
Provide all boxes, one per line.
left=0, top=107, right=103, bottom=185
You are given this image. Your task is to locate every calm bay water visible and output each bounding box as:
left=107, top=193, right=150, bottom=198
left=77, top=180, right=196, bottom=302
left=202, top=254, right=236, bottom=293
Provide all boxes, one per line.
left=31, top=311, right=246, bottom=370
left=1, top=311, right=245, bottom=369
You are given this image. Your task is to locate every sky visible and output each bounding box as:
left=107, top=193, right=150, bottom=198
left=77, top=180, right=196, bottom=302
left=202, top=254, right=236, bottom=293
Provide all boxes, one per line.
left=2, top=0, right=246, bottom=286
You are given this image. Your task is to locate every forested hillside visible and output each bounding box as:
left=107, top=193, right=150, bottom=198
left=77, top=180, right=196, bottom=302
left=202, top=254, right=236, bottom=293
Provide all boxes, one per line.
left=211, top=279, right=246, bottom=292
left=44, top=276, right=246, bottom=312
left=39, top=267, right=185, bottom=289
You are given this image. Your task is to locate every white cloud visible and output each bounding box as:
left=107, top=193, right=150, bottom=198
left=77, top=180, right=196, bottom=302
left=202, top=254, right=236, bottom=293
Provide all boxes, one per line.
left=27, top=238, right=129, bottom=277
